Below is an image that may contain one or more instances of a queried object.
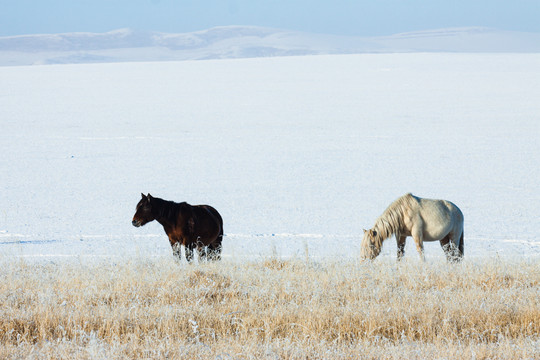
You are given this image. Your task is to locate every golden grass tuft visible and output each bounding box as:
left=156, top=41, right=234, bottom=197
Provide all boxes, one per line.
left=0, top=256, right=539, bottom=359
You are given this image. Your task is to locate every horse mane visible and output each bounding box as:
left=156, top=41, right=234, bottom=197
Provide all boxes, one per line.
left=373, top=193, right=417, bottom=241
left=150, top=197, right=182, bottom=223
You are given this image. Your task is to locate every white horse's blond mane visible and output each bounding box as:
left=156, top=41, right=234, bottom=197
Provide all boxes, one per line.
left=373, top=193, right=417, bottom=242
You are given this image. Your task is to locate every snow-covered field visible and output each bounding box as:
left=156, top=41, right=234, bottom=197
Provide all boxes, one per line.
left=1, top=53, right=539, bottom=262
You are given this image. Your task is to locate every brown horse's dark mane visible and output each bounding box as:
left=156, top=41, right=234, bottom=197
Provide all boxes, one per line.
left=150, top=197, right=188, bottom=225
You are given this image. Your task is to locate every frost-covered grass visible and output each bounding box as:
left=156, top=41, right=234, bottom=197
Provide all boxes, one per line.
left=1, top=257, right=538, bottom=359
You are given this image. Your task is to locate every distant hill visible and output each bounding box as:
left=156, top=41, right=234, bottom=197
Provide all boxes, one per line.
left=1, top=26, right=539, bottom=66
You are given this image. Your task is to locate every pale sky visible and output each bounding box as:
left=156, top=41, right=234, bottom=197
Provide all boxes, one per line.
left=1, top=0, right=540, bottom=36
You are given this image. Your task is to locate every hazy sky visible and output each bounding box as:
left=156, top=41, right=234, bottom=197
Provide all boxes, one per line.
left=2, top=0, right=540, bottom=36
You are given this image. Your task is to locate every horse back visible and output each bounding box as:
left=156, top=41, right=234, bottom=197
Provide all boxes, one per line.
left=418, top=197, right=462, bottom=220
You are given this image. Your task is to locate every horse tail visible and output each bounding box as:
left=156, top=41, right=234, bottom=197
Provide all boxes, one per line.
left=218, top=217, right=224, bottom=240
left=458, top=231, right=464, bottom=257
left=205, top=206, right=223, bottom=261
left=202, top=205, right=223, bottom=234
left=214, top=209, right=224, bottom=238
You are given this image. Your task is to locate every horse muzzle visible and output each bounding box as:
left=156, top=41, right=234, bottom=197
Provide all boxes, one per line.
left=132, top=220, right=142, bottom=227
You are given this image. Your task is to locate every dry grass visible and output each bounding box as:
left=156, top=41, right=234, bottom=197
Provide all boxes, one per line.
left=0, top=256, right=539, bottom=359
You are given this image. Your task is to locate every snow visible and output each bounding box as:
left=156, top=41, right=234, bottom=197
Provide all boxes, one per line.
left=1, top=26, right=540, bottom=66
left=1, top=53, right=539, bottom=262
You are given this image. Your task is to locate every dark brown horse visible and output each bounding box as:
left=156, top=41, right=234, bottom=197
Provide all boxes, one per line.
left=132, top=193, right=223, bottom=262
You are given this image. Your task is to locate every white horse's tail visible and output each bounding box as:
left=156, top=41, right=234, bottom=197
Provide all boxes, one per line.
left=458, top=231, right=464, bottom=257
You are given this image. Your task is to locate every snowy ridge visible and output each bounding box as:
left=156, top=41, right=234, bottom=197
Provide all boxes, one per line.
left=389, top=27, right=494, bottom=39
left=1, top=26, right=540, bottom=65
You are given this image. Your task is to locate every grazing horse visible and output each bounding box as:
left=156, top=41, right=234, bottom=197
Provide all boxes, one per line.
left=132, top=193, right=224, bottom=262
left=360, top=193, right=464, bottom=262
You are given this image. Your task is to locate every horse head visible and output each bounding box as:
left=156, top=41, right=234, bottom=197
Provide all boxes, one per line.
left=360, top=228, right=382, bottom=260
left=132, top=193, right=155, bottom=227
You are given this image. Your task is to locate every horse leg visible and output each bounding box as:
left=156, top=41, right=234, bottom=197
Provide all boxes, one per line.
left=208, top=242, right=222, bottom=261
left=441, top=233, right=463, bottom=263
left=170, top=241, right=182, bottom=261
left=396, top=235, right=406, bottom=261
left=197, top=246, right=207, bottom=262
left=208, top=234, right=223, bottom=261
left=185, top=243, right=195, bottom=263
left=439, top=235, right=453, bottom=262
left=411, top=227, right=425, bottom=261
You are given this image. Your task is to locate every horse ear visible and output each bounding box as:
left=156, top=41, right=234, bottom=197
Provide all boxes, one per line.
left=363, top=229, right=367, bottom=233
left=141, top=193, right=146, bottom=199
left=147, top=193, right=152, bottom=202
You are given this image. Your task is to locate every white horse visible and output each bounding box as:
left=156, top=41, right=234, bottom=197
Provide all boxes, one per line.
left=360, top=193, right=464, bottom=262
